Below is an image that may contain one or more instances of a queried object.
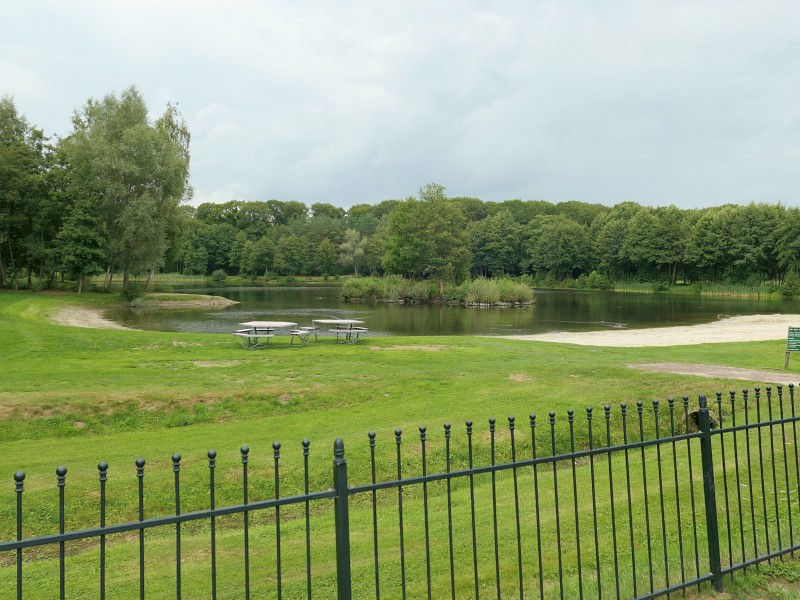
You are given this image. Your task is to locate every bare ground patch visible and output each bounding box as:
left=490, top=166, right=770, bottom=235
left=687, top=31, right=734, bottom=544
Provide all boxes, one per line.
left=509, top=374, right=531, bottom=382
left=628, top=362, right=798, bottom=385
left=194, top=360, right=245, bottom=368
left=369, top=345, right=451, bottom=351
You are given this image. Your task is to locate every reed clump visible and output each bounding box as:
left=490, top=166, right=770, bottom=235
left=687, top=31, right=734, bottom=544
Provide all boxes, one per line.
left=342, top=276, right=535, bottom=306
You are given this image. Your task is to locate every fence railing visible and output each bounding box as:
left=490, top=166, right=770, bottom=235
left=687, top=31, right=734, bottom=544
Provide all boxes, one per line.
left=2, top=386, right=800, bottom=599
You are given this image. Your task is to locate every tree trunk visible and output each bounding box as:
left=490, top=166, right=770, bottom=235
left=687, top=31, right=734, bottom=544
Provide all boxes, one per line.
left=105, top=265, right=114, bottom=291
left=122, top=269, right=130, bottom=292
left=0, top=253, right=6, bottom=287
left=145, top=268, right=155, bottom=291
left=38, top=231, right=44, bottom=286
left=27, top=263, right=32, bottom=288
left=77, top=275, right=83, bottom=294
left=7, top=238, right=18, bottom=289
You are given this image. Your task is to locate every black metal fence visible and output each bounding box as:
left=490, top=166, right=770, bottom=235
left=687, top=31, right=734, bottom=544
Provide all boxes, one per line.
left=2, top=386, right=800, bottom=599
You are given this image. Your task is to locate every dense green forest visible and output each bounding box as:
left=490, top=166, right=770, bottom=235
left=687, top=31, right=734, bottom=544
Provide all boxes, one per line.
left=3, top=89, right=800, bottom=296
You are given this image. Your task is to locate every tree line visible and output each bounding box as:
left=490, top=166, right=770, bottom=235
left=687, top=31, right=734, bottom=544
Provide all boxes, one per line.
left=3, top=89, right=800, bottom=295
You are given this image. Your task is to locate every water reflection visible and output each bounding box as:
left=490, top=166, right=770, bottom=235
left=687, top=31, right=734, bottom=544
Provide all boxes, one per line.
left=105, top=285, right=800, bottom=337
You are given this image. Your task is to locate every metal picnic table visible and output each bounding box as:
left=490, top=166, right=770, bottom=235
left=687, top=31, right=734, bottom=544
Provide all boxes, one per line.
left=311, top=319, right=369, bottom=344
left=233, top=321, right=306, bottom=349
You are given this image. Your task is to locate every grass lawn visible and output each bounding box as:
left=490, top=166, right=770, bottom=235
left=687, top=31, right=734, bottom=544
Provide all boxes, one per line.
left=1, top=290, right=800, bottom=598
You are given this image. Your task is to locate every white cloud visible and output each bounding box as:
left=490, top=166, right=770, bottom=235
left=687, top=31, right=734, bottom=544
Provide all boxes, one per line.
left=3, top=1, right=800, bottom=208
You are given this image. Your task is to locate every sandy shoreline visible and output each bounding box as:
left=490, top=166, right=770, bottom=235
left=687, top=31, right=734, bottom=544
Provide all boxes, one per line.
left=51, top=295, right=237, bottom=330
left=51, top=305, right=800, bottom=347
left=51, top=306, right=132, bottom=330
left=496, top=313, right=800, bottom=347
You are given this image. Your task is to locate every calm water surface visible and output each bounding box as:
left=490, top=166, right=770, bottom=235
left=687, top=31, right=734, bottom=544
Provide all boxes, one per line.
left=105, top=285, right=800, bottom=337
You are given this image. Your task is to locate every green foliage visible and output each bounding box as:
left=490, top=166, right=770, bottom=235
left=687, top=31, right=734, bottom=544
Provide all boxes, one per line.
left=651, top=281, right=672, bottom=292
left=525, top=214, right=591, bottom=280
left=781, top=270, right=800, bottom=299
left=338, top=228, right=367, bottom=276
left=118, top=281, right=144, bottom=301
left=382, top=183, right=471, bottom=285
left=211, top=269, right=227, bottom=282
left=469, top=210, right=524, bottom=277
left=573, top=270, right=615, bottom=290
left=55, top=197, right=106, bottom=292
left=0, top=96, right=53, bottom=289
left=273, top=234, right=308, bottom=275
left=315, top=238, right=337, bottom=276
left=443, top=281, right=468, bottom=302
left=57, top=86, right=190, bottom=291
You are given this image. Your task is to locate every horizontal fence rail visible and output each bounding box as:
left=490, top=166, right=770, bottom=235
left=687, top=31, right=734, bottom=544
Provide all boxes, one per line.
left=2, top=385, right=800, bottom=598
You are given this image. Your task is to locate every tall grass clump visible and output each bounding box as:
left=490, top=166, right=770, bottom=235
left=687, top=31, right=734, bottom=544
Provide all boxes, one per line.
left=465, top=277, right=501, bottom=304
left=341, top=277, right=385, bottom=301
left=494, top=277, right=535, bottom=303
left=341, top=276, right=433, bottom=302
left=401, top=280, right=434, bottom=302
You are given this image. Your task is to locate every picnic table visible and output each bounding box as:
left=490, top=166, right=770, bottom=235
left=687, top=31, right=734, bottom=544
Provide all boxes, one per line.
left=233, top=321, right=309, bottom=349
left=311, top=319, right=369, bottom=344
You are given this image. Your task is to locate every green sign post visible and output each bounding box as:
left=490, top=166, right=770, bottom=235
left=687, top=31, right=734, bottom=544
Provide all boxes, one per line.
left=786, top=327, right=800, bottom=368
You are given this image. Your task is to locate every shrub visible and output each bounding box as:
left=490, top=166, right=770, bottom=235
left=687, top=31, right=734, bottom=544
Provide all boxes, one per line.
left=119, top=282, right=144, bottom=302
left=651, top=281, right=671, bottom=293
left=211, top=269, right=227, bottom=282
left=443, top=282, right=468, bottom=302
left=782, top=271, right=800, bottom=299
left=585, top=271, right=614, bottom=290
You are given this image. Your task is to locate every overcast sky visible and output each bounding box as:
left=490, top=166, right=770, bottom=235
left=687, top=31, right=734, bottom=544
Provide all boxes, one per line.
left=3, top=1, right=799, bottom=210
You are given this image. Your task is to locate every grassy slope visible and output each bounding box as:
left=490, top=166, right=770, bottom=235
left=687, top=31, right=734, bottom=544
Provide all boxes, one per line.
left=1, top=289, right=797, bottom=494
left=2, top=290, right=800, bottom=598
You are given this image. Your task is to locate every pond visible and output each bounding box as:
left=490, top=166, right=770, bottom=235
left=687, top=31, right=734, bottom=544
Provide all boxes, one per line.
left=105, top=285, right=800, bottom=337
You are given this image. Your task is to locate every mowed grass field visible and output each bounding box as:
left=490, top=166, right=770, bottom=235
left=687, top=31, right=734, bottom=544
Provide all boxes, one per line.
left=2, top=290, right=800, bottom=598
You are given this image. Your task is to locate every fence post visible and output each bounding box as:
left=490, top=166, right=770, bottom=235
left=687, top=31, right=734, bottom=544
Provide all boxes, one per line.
left=698, top=394, right=724, bottom=593
left=333, top=437, right=352, bottom=600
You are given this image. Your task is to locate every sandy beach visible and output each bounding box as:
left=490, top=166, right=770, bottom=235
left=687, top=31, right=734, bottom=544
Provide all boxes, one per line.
left=496, top=313, right=800, bottom=347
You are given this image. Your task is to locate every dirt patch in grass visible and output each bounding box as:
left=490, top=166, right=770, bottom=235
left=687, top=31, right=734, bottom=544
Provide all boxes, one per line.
left=509, top=374, right=531, bottom=382
left=370, top=345, right=450, bottom=351
left=628, top=362, right=798, bottom=385
left=194, top=360, right=245, bottom=368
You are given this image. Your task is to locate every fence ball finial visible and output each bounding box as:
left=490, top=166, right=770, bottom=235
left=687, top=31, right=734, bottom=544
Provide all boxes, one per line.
left=333, top=437, right=345, bottom=460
